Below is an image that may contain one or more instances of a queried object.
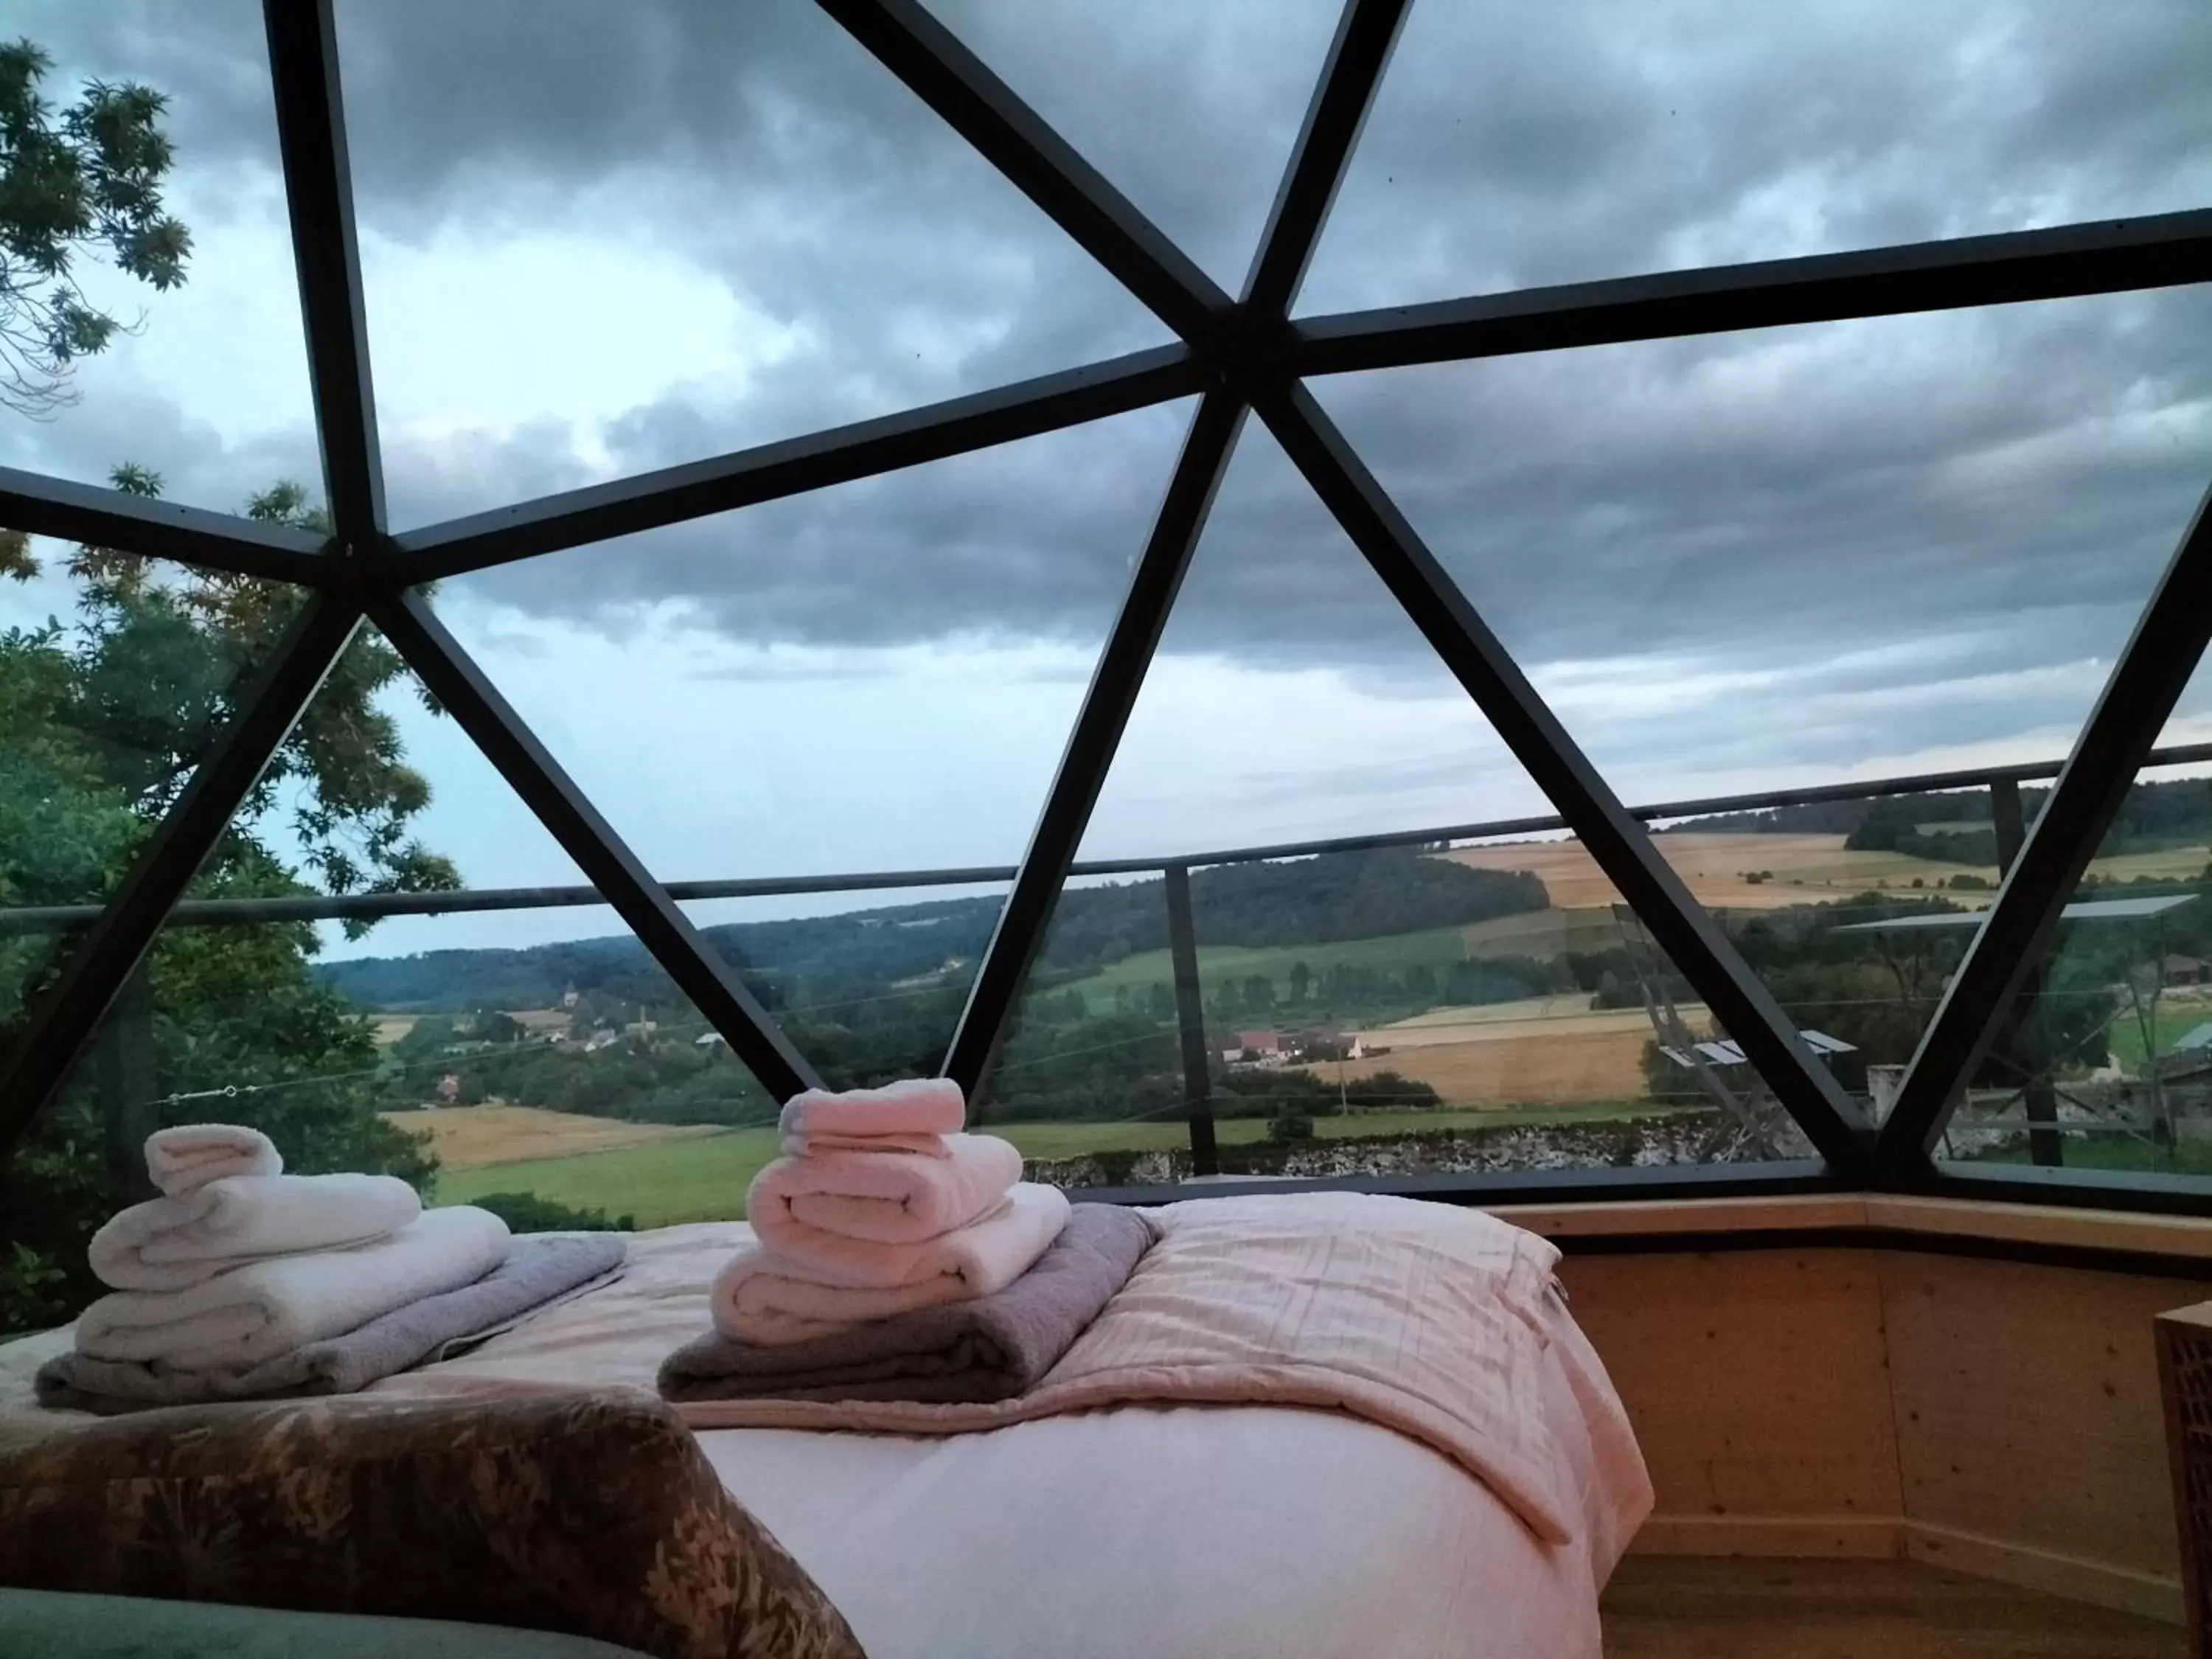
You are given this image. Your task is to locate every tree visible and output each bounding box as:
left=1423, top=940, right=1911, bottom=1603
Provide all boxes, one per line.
left=6, top=469, right=459, bottom=918
left=0, top=40, right=190, bottom=418
left=1210, top=977, right=1242, bottom=1022
left=1288, top=959, right=1310, bottom=1003
left=1, top=480, right=457, bottom=1327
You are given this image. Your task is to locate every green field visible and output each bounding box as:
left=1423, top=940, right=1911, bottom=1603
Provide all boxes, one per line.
left=1058, top=924, right=1499, bottom=1007
left=433, top=1102, right=1669, bottom=1227
left=1457, top=906, right=1629, bottom=960
left=2106, top=999, right=2212, bottom=1070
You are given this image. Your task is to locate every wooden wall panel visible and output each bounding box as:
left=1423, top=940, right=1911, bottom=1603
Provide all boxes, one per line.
left=1559, top=1250, right=1902, bottom=1545
left=1880, top=1254, right=2192, bottom=1603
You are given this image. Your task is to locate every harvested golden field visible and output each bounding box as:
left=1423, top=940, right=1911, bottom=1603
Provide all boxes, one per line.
left=1334, top=995, right=1680, bottom=1105
left=382, top=1104, right=723, bottom=1169
left=1360, top=995, right=1681, bottom=1044
left=2084, top=845, right=2212, bottom=883
left=1443, top=832, right=1985, bottom=910
left=1332, top=1028, right=1649, bottom=1105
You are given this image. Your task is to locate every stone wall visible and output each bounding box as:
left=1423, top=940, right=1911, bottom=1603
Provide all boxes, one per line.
left=1023, top=1110, right=1759, bottom=1190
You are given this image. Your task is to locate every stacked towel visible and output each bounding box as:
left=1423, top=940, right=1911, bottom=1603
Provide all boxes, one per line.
left=75, top=1206, right=516, bottom=1368
left=41, top=1231, right=627, bottom=1413
left=50, top=1126, right=626, bottom=1411
left=90, top=1171, right=423, bottom=1291
left=717, top=1183, right=1074, bottom=1345
left=664, top=1203, right=1156, bottom=1402
left=713, top=1080, right=1070, bottom=1347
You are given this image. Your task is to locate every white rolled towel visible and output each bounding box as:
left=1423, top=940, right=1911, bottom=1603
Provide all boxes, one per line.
left=75, top=1205, right=512, bottom=1371
left=713, top=1182, right=1071, bottom=1345
left=145, top=1124, right=282, bottom=1194
left=88, top=1172, right=423, bottom=1292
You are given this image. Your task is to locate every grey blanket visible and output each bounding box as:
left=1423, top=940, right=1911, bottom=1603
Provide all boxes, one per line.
left=37, top=1231, right=627, bottom=1414
left=658, top=1202, right=1155, bottom=1405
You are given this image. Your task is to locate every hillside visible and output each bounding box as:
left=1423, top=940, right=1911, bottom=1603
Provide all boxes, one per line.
left=1666, top=773, right=2212, bottom=848
left=319, top=848, right=1548, bottom=1013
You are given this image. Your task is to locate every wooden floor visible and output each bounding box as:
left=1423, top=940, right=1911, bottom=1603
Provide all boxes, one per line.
left=1600, top=1558, right=2184, bottom=1658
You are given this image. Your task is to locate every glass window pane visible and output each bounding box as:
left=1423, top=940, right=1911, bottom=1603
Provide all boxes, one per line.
left=1302, top=0, right=2212, bottom=316
left=1, top=542, right=314, bottom=1050
left=925, top=0, right=1345, bottom=293
left=333, top=0, right=1169, bottom=529
left=0, top=2, right=319, bottom=509
left=428, top=403, right=1190, bottom=881
left=0, top=618, right=791, bottom=1328
left=1935, top=729, right=2212, bottom=1186
left=684, top=880, right=1012, bottom=1092
left=977, top=420, right=1831, bottom=1187
left=1312, top=286, right=2212, bottom=1095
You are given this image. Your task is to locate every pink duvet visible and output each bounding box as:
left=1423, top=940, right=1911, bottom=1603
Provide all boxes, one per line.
left=686, top=1192, right=1641, bottom=1546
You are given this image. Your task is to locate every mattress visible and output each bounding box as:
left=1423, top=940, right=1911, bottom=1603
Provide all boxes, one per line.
left=1, top=1203, right=1650, bottom=1658
left=698, top=1287, right=1646, bottom=1659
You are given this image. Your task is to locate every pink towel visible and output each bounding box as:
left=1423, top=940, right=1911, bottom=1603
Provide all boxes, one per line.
left=714, top=1183, right=1073, bottom=1344
left=749, top=1135, right=1023, bottom=1267
left=777, top=1078, right=964, bottom=1142
left=779, top=1130, right=950, bottom=1160
left=145, top=1125, right=282, bottom=1195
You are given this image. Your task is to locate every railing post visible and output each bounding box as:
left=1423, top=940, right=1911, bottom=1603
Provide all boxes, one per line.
left=1988, top=779, right=2063, bottom=1165
left=97, top=964, right=160, bottom=1208
left=1163, top=864, right=1219, bottom=1177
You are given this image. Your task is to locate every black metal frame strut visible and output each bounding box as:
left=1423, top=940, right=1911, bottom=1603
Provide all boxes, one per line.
left=1, top=0, right=2207, bottom=1214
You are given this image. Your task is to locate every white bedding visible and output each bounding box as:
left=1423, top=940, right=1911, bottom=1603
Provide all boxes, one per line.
left=1, top=1204, right=1649, bottom=1658
left=700, top=1288, right=1644, bottom=1659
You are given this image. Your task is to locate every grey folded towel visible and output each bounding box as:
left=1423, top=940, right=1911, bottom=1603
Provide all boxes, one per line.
left=36, top=1231, right=627, bottom=1413
left=658, top=1202, right=1155, bottom=1405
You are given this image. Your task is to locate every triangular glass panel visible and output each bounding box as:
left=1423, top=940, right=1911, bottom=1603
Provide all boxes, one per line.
left=332, top=0, right=1172, bottom=531
left=1, top=610, right=790, bottom=1332
left=1315, top=284, right=2212, bottom=1155
left=1, top=537, right=315, bottom=1051
left=1299, top=0, right=2212, bottom=316
left=677, top=875, right=1013, bottom=1095
left=1932, top=628, right=2212, bottom=1189
left=968, top=421, right=1826, bottom=1187
left=925, top=0, right=1347, bottom=294
left=429, top=399, right=1195, bottom=1082
left=0, top=1, right=321, bottom=509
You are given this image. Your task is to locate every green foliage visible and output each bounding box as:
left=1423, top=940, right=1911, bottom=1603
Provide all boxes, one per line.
left=0, top=1242, right=65, bottom=1335
left=1266, top=1108, right=1315, bottom=1144
left=467, top=1191, right=634, bottom=1234
left=0, top=39, right=189, bottom=416
left=0, top=485, right=452, bottom=1326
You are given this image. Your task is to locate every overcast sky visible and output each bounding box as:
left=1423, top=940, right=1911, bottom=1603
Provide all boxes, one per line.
left=3, top=0, right=2208, bottom=967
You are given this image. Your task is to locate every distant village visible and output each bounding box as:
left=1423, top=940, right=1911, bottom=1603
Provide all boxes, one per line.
left=400, top=983, right=734, bottom=1107
left=1220, top=1029, right=1372, bottom=1069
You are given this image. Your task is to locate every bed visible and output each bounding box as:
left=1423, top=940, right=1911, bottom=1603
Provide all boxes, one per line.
left=3, top=1192, right=1652, bottom=1659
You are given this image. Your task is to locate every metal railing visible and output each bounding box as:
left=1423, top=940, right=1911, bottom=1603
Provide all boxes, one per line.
left=12, top=740, right=2211, bottom=1189
left=10, top=740, right=2207, bottom=938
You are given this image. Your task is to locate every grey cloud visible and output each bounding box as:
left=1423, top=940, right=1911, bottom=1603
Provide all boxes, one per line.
left=0, top=376, right=322, bottom=524
left=1299, top=0, right=2212, bottom=312
left=7, top=0, right=2210, bottom=784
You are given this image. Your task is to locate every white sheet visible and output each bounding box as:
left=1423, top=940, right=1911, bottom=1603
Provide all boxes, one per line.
left=700, top=1289, right=1641, bottom=1659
